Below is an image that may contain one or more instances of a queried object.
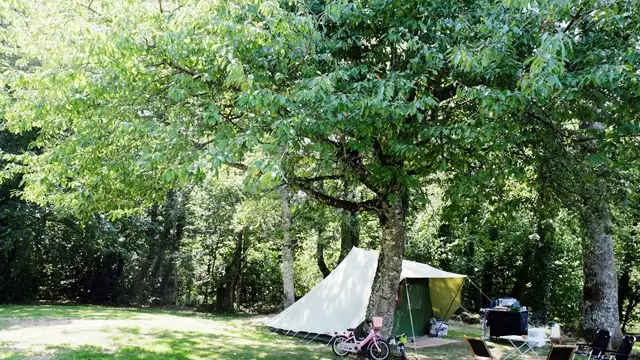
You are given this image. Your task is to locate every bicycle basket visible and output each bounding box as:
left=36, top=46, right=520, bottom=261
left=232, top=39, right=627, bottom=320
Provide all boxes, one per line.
left=372, top=317, right=383, bottom=329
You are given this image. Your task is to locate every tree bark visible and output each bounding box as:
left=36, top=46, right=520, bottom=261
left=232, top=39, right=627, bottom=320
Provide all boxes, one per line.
left=339, top=182, right=360, bottom=263
left=280, top=184, right=295, bottom=309
left=339, top=210, right=360, bottom=263
left=316, top=235, right=331, bottom=278
left=580, top=204, right=623, bottom=346
left=365, top=190, right=405, bottom=337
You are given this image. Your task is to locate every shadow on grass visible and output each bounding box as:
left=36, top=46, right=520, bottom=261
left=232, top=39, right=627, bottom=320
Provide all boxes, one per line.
left=50, top=327, right=334, bottom=360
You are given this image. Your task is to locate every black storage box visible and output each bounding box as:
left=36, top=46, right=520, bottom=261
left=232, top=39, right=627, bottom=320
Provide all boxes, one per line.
left=487, top=310, right=528, bottom=337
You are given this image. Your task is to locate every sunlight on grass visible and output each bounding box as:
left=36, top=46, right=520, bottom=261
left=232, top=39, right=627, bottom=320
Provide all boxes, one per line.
left=2, top=305, right=626, bottom=359
left=0, top=305, right=143, bottom=320
left=0, top=305, right=335, bottom=359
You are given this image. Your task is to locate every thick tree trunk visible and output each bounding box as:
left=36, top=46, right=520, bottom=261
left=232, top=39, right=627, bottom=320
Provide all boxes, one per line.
left=580, top=204, right=623, bottom=346
left=365, top=191, right=405, bottom=337
left=280, top=184, right=295, bottom=309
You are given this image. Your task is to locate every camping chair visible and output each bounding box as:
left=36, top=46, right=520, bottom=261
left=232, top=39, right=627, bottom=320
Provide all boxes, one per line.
left=464, top=337, right=494, bottom=359
left=545, top=345, right=576, bottom=360
left=574, top=329, right=611, bottom=359
left=594, top=335, right=636, bottom=360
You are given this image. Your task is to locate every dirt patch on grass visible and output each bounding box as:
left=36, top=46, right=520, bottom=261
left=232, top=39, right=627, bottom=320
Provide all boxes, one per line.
left=2, top=318, right=74, bottom=329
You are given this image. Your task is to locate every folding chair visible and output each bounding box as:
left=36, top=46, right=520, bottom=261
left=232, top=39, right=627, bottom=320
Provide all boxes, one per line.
left=575, top=329, right=611, bottom=359
left=545, top=345, right=576, bottom=360
left=596, top=335, right=636, bottom=360
left=464, top=336, right=495, bottom=359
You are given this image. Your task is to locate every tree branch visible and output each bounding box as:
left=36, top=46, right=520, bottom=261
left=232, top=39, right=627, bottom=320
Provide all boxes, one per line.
left=225, top=162, right=248, bottom=171
left=288, top=174, right=344, bottom=183
left=156, top=60, right=220, bottom=86
left=563, top=7, right=583, bottom=33
left=319, top=136, right=383, bottom=195
left=78, top=0, right=99, bottom=15
left=291, top=181, right=379, bottom=212
left=222, top=161, right=375, bottom=211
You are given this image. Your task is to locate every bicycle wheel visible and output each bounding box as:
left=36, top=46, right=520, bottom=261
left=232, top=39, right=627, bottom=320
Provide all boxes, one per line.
left=368, top=339, right=390, bottom=360
left=332, top=336, right=350, bottom=357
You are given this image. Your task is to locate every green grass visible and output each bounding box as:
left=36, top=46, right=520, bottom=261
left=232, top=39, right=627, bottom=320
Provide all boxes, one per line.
left=0, top=305, right=637, bottom=359
left=0, top=304, right=249, bottom=321
left=0, top=305, right=334, bottom=360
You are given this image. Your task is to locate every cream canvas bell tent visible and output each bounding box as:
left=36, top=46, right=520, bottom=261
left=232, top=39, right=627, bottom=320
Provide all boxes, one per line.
left=267, top=247, right=466, bottom=338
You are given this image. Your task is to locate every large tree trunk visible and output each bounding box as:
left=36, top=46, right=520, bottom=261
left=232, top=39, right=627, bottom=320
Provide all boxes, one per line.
left=365, top=191, right=405, bottom=337
left=580, top=204, right=623, bottom=346
left=280, top=184, right=295, bottom=309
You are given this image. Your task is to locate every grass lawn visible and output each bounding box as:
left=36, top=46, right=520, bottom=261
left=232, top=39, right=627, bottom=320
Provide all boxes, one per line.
left=0, top=305, right=635, bottom=359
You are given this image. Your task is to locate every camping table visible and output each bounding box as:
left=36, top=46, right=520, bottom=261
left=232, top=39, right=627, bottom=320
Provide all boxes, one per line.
left=498, top=335, right=549, bottom=359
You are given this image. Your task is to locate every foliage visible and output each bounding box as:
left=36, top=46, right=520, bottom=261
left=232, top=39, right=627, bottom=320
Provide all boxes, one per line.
left=1, top=0, right=640, bottom=335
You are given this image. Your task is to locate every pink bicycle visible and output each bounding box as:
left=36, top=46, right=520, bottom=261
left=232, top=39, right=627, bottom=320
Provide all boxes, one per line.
left=331, top=317, right=390, bottom=360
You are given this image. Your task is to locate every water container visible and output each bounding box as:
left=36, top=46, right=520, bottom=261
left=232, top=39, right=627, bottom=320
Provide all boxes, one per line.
left=528, top=328, right=547, bottom=348
left=550, top=323, right=561, bottom=338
